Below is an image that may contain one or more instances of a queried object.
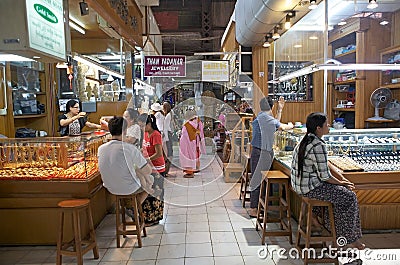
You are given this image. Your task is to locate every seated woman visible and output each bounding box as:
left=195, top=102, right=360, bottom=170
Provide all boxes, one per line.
left=290, top=112, right=365, bottom=250
left=58, top=99, right=102, bottom=136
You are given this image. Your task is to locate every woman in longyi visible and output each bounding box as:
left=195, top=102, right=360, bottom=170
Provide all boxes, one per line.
left=179, top=110, right=206, bottom=178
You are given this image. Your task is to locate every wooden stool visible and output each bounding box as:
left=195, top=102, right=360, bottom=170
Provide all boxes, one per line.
left=223, top=162, right=243, bottom=183
left=256, top=170, right=292, bottom=245
left=56, top=199, right=99, bottom=265
left=296, top=197, right=338, bottom=265
left=115, top=194, right=146, bottom=248
left=239, top=152, right=251, bottom=207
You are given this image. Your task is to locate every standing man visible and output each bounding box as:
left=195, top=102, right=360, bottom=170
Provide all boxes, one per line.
left=248, top=96, right=293, bottom=217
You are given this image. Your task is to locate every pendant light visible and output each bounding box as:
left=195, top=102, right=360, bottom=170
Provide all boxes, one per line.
left=309, top=0, right=317, bottom=10
left=367, top=0, right=378, bottom=9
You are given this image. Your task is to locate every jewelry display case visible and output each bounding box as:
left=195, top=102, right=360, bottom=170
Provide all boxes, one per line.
left=0, top=132, right=109, bottom=180
left=273, top=128, right=400, bottom=230
left=0, top=132, right=113, bottom=245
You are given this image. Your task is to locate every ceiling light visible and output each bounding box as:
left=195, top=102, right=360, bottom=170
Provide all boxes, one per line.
left=294, top=44, right=302, bottom=48
left=338, top=21, right=347, bottom=26
left=284, top=15, right=292, bottom=30
left=309, top=0, right=317, bottom=10
left=107, top=75, right=114, bottom=82
left=309, top=36, right=318, bottom=40
left=79, top=1, right=89, bottom=16
left=69, top=20, right=86, bottom=35
left=73, top=52, right=125, bottom=79
left=56, top=62, right=68, bottom=69
left=367, top=0, right=378, bottom=9
left=263, top=33, right=272, bottom=48
left=380, top=20, right=389, bottom=26
left=272, top=27, right=280, bottom=40
left=0, top=53, right=34, bottom=62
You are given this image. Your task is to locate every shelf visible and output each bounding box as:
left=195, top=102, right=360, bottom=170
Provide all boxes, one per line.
left=14, top=114, right=47, bottom=119
left=334, top=50, right=356, bottom=59
left=381, top=84, right=400, bottom=89
left=333, top=107, right=355, bottom=112
left=333, top=80, right=357, bottom=85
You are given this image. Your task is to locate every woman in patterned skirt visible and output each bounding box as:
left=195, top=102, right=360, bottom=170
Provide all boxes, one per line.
left=141, top=114, right=165, bottom=226
left=290, top=112, right=365, bottom=250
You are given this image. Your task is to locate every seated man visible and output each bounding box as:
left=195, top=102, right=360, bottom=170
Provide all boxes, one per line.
left=98, top=116, right=153, bottom=214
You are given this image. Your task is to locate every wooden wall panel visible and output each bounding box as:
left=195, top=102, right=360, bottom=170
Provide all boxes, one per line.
left=221, top=22, right=238, bottom=53
left=84, top=102, right=129, bottom=132
left=393, top=10, right=400, bottom=46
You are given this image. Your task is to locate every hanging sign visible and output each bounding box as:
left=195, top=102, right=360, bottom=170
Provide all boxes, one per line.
left=144, top=55, right=186, bottom=77
left=26, top=0, right=66, bottom=60
left=201, top=61, right=229, bottom=82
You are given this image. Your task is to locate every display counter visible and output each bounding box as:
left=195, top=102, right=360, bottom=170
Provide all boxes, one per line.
left=0, top=131, right=113, bottom=245
left=274, top=128, right=400, bottom=230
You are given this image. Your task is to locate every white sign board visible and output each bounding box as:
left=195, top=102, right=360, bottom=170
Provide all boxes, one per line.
left=201, top=61, right=229, bottom=82
left=26, top=0, right=66, bottom=60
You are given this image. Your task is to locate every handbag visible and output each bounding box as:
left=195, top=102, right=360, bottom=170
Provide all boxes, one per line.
left=384, top=99, right=400, bottom=120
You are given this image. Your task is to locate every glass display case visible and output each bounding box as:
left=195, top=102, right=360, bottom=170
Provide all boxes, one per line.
left=0, top=131, right=110, bottom=181
left=274, top=128, right=400, bottom=172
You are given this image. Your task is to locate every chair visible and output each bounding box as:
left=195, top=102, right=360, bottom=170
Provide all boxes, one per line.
left=256, top=170, right=292, bottom=245
left=56, top=199, right=99, bottom=265
left=115, top=194, right=147, bottom=248
left=296, top=197, right=339, bottom=265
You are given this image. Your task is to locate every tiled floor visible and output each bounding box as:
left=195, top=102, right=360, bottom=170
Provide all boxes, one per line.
left=1, top=155, right=400, bottom=265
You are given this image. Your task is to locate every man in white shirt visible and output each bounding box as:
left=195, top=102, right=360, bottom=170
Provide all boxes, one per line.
left=98, top=117, right=153, bottom=205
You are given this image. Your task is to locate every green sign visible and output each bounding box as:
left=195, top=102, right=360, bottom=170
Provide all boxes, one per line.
left=26, top=0, right=66, bottom=60
left=33, top=4, right=58, bottom=24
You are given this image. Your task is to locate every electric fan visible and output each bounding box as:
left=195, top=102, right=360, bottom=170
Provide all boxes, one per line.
left=367, top=87, right=393, bottom=121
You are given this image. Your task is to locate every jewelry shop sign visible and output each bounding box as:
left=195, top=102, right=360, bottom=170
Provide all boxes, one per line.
left=26, top=0, right=66, bottom=60
left=144, top=55, right=186, bottom=77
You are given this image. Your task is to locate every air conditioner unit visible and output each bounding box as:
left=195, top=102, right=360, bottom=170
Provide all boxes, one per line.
left=97, top=15, right=121, bottom=39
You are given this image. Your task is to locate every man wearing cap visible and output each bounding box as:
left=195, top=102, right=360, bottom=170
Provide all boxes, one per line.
left=248, top=96, right=293, bottom=217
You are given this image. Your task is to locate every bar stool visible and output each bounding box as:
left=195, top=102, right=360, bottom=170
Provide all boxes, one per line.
left=115, top=194, right=146, bottom=248
left=296, top=197, right=338, bottom=265
left=256, top=170, right=292, bottom=245
left=56, top=199, right=99, bottom=265
left=239, top=152, right=251, bottom=207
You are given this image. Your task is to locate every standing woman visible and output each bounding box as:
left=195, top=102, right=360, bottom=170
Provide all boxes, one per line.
left=163, top=102, right=173, bottom=175
left=142, top=114, right=165, bottom=226
left=291, top=112, right=365, bottom=250
left=58, top=99, right=101, bottom=136
left=123, top=108, right=141, bottom=148
left=179, top=110, right=206, bottom=178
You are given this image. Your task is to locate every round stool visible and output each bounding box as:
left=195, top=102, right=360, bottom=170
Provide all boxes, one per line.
left=56, top=199, right=99, bottom=265
left=256, top=170, right=292, bottom=245
left=296, top=197, right=338, bottom=265
left=115, top=194, right=147, bottom=248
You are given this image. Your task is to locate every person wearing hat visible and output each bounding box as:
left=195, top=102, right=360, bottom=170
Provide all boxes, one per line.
left=179, top=110, right=206, bottom=178
left=248, top=96, right=293, bottom=218
left=150, top=102, right=165, bottom=138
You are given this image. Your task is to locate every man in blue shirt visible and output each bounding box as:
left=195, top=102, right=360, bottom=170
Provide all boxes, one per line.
left=248, top=96, right=293, bottom=217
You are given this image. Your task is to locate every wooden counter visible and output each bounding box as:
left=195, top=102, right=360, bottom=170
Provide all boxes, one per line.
left=273, top=158, right=400, bottom=230
left=0, top=174, right=112, bottom=245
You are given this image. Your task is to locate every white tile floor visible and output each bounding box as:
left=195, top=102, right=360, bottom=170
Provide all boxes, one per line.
left=1, top=155, right=400, bottom=265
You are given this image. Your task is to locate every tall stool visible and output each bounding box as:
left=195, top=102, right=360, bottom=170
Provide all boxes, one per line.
left=115, top=194, right=146, bottom=248
left=256, top=170, right=292, bottom=245
left=239, top=152, right=251, bottom=207
left=56, top=199, right=99, bottom=265
left=296, top=197, right=338, bottom=265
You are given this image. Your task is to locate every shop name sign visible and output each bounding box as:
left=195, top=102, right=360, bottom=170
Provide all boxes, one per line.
left=26, top=0, right=66, bottom=60
left=144, top=55, right=186, bottom=77
left=201, top=61, right=229, bottom=82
